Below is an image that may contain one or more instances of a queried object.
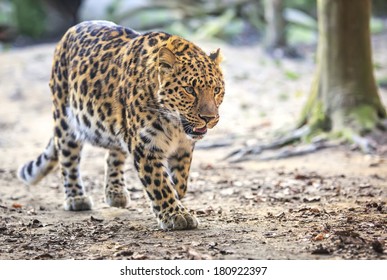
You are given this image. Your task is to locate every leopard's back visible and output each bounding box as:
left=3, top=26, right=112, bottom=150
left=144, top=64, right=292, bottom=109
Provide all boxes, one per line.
left=51, top=21, right=140, bottom=149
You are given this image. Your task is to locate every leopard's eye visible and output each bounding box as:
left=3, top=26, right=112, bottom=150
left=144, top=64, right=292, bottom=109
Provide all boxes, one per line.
left=184, top=86, right=195, bottom=95
left=214, top=87, right=220, bottom=94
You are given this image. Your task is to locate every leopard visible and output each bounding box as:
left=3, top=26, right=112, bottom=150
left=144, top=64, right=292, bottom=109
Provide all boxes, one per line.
left=17, top=20, right=225, bottom=230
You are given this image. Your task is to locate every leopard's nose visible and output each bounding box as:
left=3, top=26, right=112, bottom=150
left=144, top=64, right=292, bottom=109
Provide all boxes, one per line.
left=198, top=114, right=216, bottom=124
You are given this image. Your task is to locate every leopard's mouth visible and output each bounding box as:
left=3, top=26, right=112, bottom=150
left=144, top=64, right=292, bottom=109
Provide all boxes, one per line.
left=181, top=117, right=207, bottom=139
left=192, top=126, right=207, bottom=135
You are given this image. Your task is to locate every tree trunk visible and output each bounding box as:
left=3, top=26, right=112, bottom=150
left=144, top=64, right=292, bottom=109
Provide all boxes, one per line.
left=264, top=0, right=286, bottom=51
left=300, top=0, right=386, bottom=139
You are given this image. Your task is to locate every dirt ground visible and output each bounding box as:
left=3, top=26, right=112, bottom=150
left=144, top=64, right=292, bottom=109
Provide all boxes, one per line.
left=0, top=39, right=386, bottom=260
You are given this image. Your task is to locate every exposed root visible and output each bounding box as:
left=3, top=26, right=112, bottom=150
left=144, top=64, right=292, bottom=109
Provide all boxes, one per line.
left=257, top=140, right=335, bottom=161
left=224, top=121, right=387, bottom=162
left=225, top=126, right=312, bottom=162
left=351, top=135, right=376, bottom=154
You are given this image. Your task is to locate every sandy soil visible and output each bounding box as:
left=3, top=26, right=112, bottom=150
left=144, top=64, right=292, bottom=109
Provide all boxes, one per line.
left=0, top=41, right=386, bottom=260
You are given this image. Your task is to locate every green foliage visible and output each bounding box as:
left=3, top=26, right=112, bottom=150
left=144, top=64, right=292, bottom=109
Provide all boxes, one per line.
left=194, top=9, right=237, bottom=40
left=285, top=8, right=317, bottom=29
left=0, top=0, right=13, bottom=25
left=106, top=0, right=261, bottom=42
left=284, top=70, right=300, bottom=80
left=106, top=0, right=123, bottom=21
left=221, top=18, right=245, bottom=39
left=241, top=1, right=265, bottom=31
left=376, top=77, right=387, bottom=88
left=287, top=25, right=316, bottom=44
left=347, top=105, right=379, bottom=133
left=13, top=0, right=46, bottom=38
left=370, top=17, right=384, bottom=34
left=372, top=0, right=387, bottom=17
left=278, top=92, right=289, bottom=101
left=285, top=0, right=317, bottom=13
left=308, top=101, right=329, bottom=131
left=2, top=0, right=385, bottom=46
left=373, top=62, right=383, bottom=70
left=285, top=8, right=317, bottom=45
left=131, top=9, right=180, bottom=30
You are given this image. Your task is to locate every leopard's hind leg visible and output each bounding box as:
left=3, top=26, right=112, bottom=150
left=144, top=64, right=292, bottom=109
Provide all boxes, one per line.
left=54, top=123, right=93, bottom=211
left=104, top=149, right=129, bottom=208
left=49, top=41, right=92, bottom=211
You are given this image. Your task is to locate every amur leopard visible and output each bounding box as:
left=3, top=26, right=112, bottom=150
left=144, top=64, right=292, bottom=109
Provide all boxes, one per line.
left=18, top=21, right=225, bottom=230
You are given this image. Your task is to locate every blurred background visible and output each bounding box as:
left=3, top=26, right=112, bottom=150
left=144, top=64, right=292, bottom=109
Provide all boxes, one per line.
left=1, top=0, right=387, bottom=143
left=0, top=0, right=386, bottom=49
left=0, top=1, right=387, bottom=260
left=1, top=0, right=387, bottom=150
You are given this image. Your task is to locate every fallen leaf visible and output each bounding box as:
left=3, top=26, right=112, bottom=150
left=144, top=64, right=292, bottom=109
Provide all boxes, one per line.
left=371, top=240, right=384, bottom=254
left=90, top=216, right=104, bottom=222
left=263, top=231, right=277, bottom=238
left=28, top=219, right=43, bottom=228
left=34, top=253, right=54, bottom=260
left=183, top=246, right=212, bottom=260
left=132, top=253, right=147, bottom=260
left=114, top=250, right=133, bottom=257
left=191, top=241, right=201, bottom=247
left=311, top=244, right=330, bottom=255
left=303, top=197, right=321, bottom=203
left=359, top=183, right=372, bottom=189
left=220, top=249, right=234, bottom=255
left=275, top=211, right=286, bottom=219
left=313, top=233, right=325, bottom=241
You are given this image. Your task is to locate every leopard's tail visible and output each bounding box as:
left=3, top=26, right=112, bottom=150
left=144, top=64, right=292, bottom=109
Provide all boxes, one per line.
left=18, top=137, right=59, bottom=185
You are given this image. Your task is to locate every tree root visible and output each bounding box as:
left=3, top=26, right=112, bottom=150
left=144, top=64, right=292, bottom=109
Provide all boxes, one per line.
left=257, top=140, right=336, bottom=161
left=224, top=122, right=387, bottom=163
left=224, top=126, right=316, bottom=162
left=224, top=123, right=387, bottom=163
left=351, top=135, right=376, bottom=154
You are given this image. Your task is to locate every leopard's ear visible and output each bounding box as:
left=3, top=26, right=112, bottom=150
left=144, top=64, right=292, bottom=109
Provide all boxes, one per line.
left=158, top=47, right=176, bottom=70
left=209, top=48, right=223, bottom=64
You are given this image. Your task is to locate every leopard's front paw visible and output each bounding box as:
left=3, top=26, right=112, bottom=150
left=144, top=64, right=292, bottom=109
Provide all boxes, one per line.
left=158, top=210, right=198, bottom=230
left=64, top=195, right=93, bottom=211
left=105, top=188, right=130, bottom=208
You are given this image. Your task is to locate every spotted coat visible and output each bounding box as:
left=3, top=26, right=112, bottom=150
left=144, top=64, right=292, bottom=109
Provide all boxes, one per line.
left=18, top=21, right=225, bottom=230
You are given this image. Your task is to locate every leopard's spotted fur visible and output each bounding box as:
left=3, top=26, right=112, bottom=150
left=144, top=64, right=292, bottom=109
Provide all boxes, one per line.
left=18, top=21, right=225, bottom=230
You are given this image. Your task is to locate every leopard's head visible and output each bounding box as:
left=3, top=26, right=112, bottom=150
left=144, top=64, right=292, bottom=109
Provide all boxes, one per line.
left=157, top=36, right=225, bottom=140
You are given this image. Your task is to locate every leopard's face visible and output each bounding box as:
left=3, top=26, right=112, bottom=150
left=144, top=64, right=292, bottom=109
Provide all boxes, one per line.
left=157, top=42, right=225, bottom=140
